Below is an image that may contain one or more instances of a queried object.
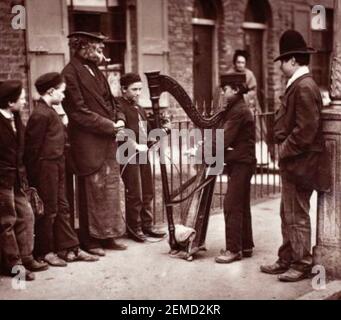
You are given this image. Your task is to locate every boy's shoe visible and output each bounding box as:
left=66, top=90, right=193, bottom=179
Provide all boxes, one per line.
left=242, top=249, right=253, bottom=258
left=87, top=248, right=106, bottom=257
left=215, top=250, right=242, bottom=264
left=142, top=228, right=166, bottom=238
left=58, top=249, right=99, bottom=262
left=103, top=239, right=128, bottom=251
left=4, top=265, right=35, bottom=281
left=24, top=269, right=36, bottom=281
left=24, top=259, right=49, bottom=272
left=128, top=230, right=147, bottom=243
left=44, top=252, right=67, bottom=267
left=73, top=249, right=99, bottom=261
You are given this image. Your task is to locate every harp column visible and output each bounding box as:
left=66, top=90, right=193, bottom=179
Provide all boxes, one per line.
left=313, top=0, right=341, bottom=279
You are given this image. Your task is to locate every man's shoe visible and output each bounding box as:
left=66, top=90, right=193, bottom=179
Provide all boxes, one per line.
left=215, top=250, right=242, bottom=264
left=260, top=262, right=289, bottom=275
left=44, top=253, right=67, bottom=267
left=143, top=228, right=166, bottom=238
left=278, top=268, right=311, bottom=282
left=242, top=249, right=253, bottom=258
left=128, top=230, right=147, bottom=243
left=87, top=248, right=106, bottom=257
left=103, top=239, right=128, bottom=251
left=24, top=259, right=49, bottom=272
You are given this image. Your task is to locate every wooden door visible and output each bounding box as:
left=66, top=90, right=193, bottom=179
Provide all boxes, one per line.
left=244, top=28, right=265, bottom=111
left=193, top=24, right=214, bottom=114
left=136, top=0, right=169, bottom=107
left=26, top=0, right=70, bottom=105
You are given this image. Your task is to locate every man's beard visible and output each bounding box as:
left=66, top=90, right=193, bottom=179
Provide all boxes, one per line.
left=79, top=43, right=104, bottom=65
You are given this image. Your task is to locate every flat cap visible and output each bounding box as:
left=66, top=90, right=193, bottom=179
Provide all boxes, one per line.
left=35, top=72, right=63, bottom=95
left=0, top=80, right=23, bottom=105
left=120, top=73, right=142, bottom=88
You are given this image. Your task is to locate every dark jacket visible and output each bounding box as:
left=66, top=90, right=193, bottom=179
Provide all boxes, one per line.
left=61, top=57, right=126, bottom=176
left=216, top=96, right=256, bottom=166
left=116, top=96, right=151, bottom=144
left=0, top=111, right=27, bottom=189
left=274, top=73, right=331, bottom=191
left=24, top=99, right=66, bottom=186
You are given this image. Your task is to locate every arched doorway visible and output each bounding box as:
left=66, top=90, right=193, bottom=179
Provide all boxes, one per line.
left=243, top=0, right=272, bottom=112
left=192, top=0, right=218, bottom=114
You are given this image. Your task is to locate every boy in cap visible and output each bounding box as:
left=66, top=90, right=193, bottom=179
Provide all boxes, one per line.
left=24, top=72, right=98, bottom=266
left=117, top=73, right=167, bottom=242
left=214, top=73, right=256, bottom=264
left=0, top=80, right=48, bottom=281
left=260, top=30, right=331, bottom=282
left=62, top=31, right=127, bottom=255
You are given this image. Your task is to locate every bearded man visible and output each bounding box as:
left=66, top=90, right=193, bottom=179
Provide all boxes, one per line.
left=62, top=31, right=127, bottom=256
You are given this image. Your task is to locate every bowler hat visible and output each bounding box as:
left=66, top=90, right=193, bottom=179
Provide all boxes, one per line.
left=67, top=31, right=108, bottom=41
left=220, top=73, right=246, bottom=88
left=274, top=30, right=315, bottom=62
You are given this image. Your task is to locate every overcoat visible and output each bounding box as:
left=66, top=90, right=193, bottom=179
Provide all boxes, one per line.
left=274, top=74, right=331, bottom=191
left=61, top=57, right=126, bottom=176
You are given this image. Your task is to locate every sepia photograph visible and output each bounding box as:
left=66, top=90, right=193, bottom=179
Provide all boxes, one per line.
left=0, top=0, right=341, bottom=307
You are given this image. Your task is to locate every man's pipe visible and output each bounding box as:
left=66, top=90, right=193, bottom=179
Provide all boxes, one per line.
left=100, top=53, right=111, bottom=63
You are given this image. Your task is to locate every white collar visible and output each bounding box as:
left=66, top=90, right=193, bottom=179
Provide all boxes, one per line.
left=286, top=66, right=310, bottom=89
left=0, top=108, right=14, bottom=120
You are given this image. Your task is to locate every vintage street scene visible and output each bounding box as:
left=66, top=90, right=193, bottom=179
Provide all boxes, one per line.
left=1, top=0, right=341, bottom=302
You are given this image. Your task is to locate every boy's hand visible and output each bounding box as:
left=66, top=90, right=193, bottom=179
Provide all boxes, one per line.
left=113, top=120, right=125, bottom=130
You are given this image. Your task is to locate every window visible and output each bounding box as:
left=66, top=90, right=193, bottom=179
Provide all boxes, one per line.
left=67, top=0, right=126, bottom=67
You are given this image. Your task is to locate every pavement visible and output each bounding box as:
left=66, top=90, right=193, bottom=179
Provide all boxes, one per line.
left=0, top=192, right=328, bottom=300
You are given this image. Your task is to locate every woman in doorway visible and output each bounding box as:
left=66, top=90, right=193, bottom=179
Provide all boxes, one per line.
left=228, top=50, right=265, bottom=142
left=227, top=50, right=270, bottom=166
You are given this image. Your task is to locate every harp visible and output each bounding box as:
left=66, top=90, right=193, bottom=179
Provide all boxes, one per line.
left=145, top=71, right=226, bottom=261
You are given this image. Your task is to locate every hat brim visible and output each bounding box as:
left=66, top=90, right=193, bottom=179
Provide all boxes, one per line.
left=274, top=48, right=316, bottom=62
left=67, top=31, right=109, bottom=41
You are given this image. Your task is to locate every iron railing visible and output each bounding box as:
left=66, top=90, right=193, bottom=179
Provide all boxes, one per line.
left=148, top=111, right=281, bottom=224
left=66, top=111, right=281, bottom=226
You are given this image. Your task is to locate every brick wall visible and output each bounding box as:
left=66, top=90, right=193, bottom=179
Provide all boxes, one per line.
left=166, top=0, right=333, bottom=115
left=167, top=0, right=194, bottom=118
left=168, top=0, right=194, bottom=96
left=0, top=0, right=28, bottom=120
left=0, top=0, right=27, bottom=83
